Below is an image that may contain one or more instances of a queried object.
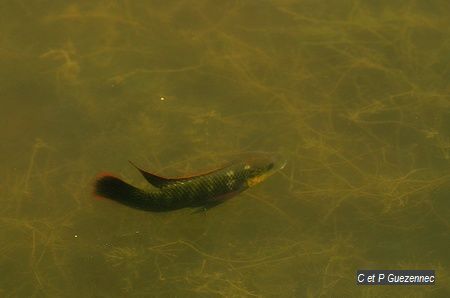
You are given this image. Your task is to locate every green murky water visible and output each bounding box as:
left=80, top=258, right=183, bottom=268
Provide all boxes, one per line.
left=1, top=1, right=449, bottom=297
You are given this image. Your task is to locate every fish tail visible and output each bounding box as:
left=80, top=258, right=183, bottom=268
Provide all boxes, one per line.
left=94, top=174, right=139, bottom=199
left=94, top=174, right=164, bottom=211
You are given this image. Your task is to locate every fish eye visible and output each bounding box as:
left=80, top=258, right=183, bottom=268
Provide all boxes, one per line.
left=267, top=163, right=274, bottom=170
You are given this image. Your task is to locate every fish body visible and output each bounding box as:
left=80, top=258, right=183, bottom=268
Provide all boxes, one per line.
left=94, top=153, right=286, bottom=212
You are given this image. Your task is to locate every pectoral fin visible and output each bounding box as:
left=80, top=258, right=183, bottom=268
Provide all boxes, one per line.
left=191, top=200, right=225, bottom=214
left=191, top=190, right=243, bottom=214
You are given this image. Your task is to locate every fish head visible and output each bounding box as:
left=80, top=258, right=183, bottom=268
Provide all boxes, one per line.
left=241, top=153, right=287, bottom=187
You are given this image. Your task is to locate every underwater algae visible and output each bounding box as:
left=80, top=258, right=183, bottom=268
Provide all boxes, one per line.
left=0, top=0, right=449, bottom=297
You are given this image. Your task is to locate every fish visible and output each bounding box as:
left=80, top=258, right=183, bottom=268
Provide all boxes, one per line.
left=94, top=153, right=286, bottom=212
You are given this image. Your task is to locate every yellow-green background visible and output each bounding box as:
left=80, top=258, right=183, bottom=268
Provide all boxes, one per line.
left=1, top=1, right=449, bottom=297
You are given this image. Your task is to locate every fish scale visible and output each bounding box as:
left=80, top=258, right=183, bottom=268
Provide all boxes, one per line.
left=94, top=153, right=286, bottom=212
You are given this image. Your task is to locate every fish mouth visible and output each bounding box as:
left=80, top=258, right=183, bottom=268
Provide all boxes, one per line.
left=268, top=152, right=287, bottom=173
left=246, top=153, right=287, bottom=187
left=249, top=151, right=287, bottom=174
left=273, top=156, right=287, bottom=172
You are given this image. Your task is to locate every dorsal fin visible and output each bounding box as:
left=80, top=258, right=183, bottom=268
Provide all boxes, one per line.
left=128, top=160, right=232, bottom=188
left=129, top=161, right=179, bottom=188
